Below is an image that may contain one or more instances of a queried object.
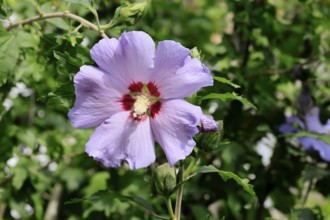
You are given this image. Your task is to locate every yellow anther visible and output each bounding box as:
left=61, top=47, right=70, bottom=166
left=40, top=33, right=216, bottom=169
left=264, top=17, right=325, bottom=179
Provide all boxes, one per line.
left=133, top=94, right=150, bottom=118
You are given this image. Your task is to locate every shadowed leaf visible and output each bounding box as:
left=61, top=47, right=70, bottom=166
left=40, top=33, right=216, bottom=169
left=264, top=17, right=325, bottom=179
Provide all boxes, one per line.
left=201, top=92, right=256, bottom=109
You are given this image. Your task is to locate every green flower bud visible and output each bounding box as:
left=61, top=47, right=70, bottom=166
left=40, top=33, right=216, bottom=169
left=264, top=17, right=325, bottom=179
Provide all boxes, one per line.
left=152, top=163, right=176, bottom=196
left=111, top=1, right=148, bottom=27
left=190, top=47, right=203, bottom=60
left=196, top=120, right=224, bottom=151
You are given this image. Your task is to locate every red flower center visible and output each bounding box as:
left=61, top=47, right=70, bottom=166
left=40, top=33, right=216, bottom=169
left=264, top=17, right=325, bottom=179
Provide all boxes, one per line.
left=120, top=81, right=161, bottom=120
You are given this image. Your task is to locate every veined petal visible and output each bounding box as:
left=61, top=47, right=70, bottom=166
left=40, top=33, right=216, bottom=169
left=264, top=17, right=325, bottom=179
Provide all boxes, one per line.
left=150, top=99, right=202, bottom=166
left=68, top=65, right=124, bottom=129
left=90, top=37, right=119, bottom=74
left=86, top=111, right=156, bottom=169
left=90, top=31, right=155, bottom=87
left=153, top=40, right=190, bottom=77
left=152, top=41, right=213, bottom=99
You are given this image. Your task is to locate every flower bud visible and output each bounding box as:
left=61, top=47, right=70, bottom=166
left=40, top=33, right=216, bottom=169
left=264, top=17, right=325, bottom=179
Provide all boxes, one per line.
left=190, top=47, right=202, bottom=60
left=111, top=1, right=148, bottom=27
left=196, top=119, right=224, bottom=151
left=199, top=114, right=219, bottom=132
left=152, top=163, right=176, bottom=196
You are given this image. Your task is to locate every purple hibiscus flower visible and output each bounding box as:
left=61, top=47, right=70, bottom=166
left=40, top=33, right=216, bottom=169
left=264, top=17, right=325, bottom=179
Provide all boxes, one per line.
left=68, top=31, right=213, bottom=169
left=280, top=107, right=330, bottom=162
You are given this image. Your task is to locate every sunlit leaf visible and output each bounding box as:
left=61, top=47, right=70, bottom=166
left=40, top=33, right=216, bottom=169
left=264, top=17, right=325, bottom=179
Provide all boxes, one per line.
left=213, top=76, right=240, bottom=88
left=201, top=92, right=256, bottom=109
left=12, top=167, right=28, bottom=190
left=83, top=172, right=111, bottom=196
left=0, top=26, right=13, bottom=47
left=195, top=165, right=256, bottom=201
left=0, top=27, right=19, bottom=86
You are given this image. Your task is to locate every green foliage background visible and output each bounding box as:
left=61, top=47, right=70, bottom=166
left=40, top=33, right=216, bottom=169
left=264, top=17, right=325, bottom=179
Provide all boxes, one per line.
left=1, top=0, right=330, bottom=219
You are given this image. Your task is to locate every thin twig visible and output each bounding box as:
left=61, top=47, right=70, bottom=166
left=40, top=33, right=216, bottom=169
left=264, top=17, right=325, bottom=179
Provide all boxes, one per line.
left=44, top=183, right=63, bottom=220
left=0, top=203, right=7, bottom=220
left=6, top=11, right=107, bottom=38
left=302, top=178, right=314, bottom=206
left=265, top=56, right=318, bottom=76
left=174, top=162, right=184, bottom=220
left=253, top=53, right=330, bottom=78
left=166, top=197, right=175, bottom=220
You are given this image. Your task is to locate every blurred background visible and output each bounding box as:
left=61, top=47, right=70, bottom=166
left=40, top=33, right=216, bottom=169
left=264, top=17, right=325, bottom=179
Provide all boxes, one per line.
left=1, top=0, right=330, bottom=219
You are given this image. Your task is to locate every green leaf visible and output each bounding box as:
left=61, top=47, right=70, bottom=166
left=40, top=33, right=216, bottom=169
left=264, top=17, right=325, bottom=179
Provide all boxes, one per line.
left=60, top=168, right=85, bottom=191
left=190, top=204, right=213, bottom=220
left=84, top=172, right=110, bottom=196
left=195, top=165, right=257, bottom=201
left=40, top=2, right=70, bottom=30
left=44, top=81, right=75, bottom=111
left=66, top=190, right=167, bottom=220
left=0, top=0, right=12, bottom=19
left=16, top=30, right=39, bottom=49
left=32, top=193, right=44, bottom=220
left=0, top=27, right=20, bottom=86
left=290, top=208, right=319, bottom=220
left=12, top=167, right=28, bottom=190
left=303, top=164, right=330, bottom=181
left=0, top=27, right=13, bottom=47
left=213, top=76, right=241, bottom=88
left=201, top=92, right=256, bottom=109
left=17, top=129, right=36, bottom=148
left=53, top=50, right=83, bottom=70
left=66, top=0, right=93, bottom=9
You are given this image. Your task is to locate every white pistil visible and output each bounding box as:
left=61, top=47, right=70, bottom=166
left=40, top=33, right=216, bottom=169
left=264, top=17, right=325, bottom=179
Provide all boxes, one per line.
left=133, top=95, right=150, bottom=118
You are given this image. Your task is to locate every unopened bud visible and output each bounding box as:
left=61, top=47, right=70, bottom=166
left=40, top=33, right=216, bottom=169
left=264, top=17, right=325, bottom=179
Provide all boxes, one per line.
left=152, top=163, right=176, bottom=196
left=190, top=47, right=202, bottom=60
left=111, top=1, right=148, bottom=27
left=199, top=114, right=219, bottom=132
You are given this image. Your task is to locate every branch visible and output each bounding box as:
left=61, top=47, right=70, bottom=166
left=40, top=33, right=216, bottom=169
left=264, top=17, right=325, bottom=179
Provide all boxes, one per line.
left=0, top=203, right=6, bottom=219
left=246, top=55, right=323, bottom=79
left=44, top=183, right=63, bottom=220
left=6, top=11, right=107, bottom=38
left=302, top=178, right=314, bottom=206
left=264, top=56, right=318, bottom=76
